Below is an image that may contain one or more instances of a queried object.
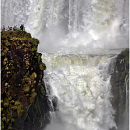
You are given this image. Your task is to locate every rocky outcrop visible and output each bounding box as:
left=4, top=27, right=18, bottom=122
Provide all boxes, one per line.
left=111, top=49, right=129, bottom=129
left=1, top=30, right=50, bottom=130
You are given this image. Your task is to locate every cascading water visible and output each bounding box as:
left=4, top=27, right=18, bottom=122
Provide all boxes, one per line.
left=26, top=0, right=128, bottom=53
left=1, top=0, right=129, bottom=130
left=42, top=53, right=118, bottom=130
left=1, top=0, right=128, bottom=53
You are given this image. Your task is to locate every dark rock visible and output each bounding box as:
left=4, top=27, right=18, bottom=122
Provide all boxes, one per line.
left=1, top=30, right=50, bottom=130
left=52, top=96, right=59, bottom=111
left=111, top=49, right=129, bottom=129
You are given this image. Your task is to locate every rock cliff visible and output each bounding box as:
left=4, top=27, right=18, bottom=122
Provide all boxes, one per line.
left=111, top=49, right=129, bottom=130
left=1, top=30, right=50, bottom=130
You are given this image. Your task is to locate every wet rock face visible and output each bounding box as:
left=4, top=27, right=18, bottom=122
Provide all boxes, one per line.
left=111, top=49, right=129, bottom=129
left=23, top=95, right=51, bottom=130
left=1, top=30, right=48, bottom=130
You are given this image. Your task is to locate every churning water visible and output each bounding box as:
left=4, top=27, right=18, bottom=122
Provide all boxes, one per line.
left=1, top=0, right=129, bottom=130
left=42, top=53, right=119, bottom=130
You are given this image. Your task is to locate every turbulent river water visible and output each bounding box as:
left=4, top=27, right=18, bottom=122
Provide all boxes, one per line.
left=1, top=0, right=129, bottom=130
left=42, top=52, right=118, bottom=130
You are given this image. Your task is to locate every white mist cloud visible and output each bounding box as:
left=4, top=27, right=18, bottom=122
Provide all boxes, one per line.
left=38, top=24, right=67, bottom=53
left=24, top=0, right=129, bottom=54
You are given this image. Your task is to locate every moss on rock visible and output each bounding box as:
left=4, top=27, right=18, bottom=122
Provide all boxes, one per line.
left=1, top=30, right=46, bottom=130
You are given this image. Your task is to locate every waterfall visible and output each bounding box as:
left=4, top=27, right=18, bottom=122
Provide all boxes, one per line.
left=1, top=0, right=129, bottom=130
left=1, top=0, right=128, bottom=53
left=41, top=52, right=119, bottom=130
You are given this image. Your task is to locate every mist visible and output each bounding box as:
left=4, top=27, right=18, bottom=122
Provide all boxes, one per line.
left=1, top=0, right=128, bottom=53
left=1, top=0, right=129, bottom=130
left=24, top=0, right=128, bottom=54
left=37, top=19, right=128, bottom=54
left=118, top=111, right=129, bottom=130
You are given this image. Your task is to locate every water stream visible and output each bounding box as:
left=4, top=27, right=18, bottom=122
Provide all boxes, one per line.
left=42, top=53, right=118, bottom=130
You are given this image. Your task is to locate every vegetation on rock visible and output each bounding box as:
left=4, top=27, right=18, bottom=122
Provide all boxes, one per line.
left=1, top=30, right=46, bottom=130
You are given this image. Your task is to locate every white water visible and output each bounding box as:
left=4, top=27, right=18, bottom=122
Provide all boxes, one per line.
left=1, top=0, right=129, bottom=130
left=1, top=0, right=129, bottom=53
left=42, top=53, right=118, bottom=130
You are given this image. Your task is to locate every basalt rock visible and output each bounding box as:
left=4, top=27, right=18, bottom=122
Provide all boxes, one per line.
left=111, top=49, right=129, bottom=130
left=1, top=30, right=50, bottom=130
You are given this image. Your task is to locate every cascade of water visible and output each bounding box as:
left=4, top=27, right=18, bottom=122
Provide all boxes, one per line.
left=1, top=1, right=128, bottom=129
left=2, top=0, right=128, bottom=52
left=44, top=72, right=56, bottom=120
left=42, top=53, right=118, bottom=130
left=68, top=0, right=72, bottom=31
left=1, top=0, right=33, bottom=27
